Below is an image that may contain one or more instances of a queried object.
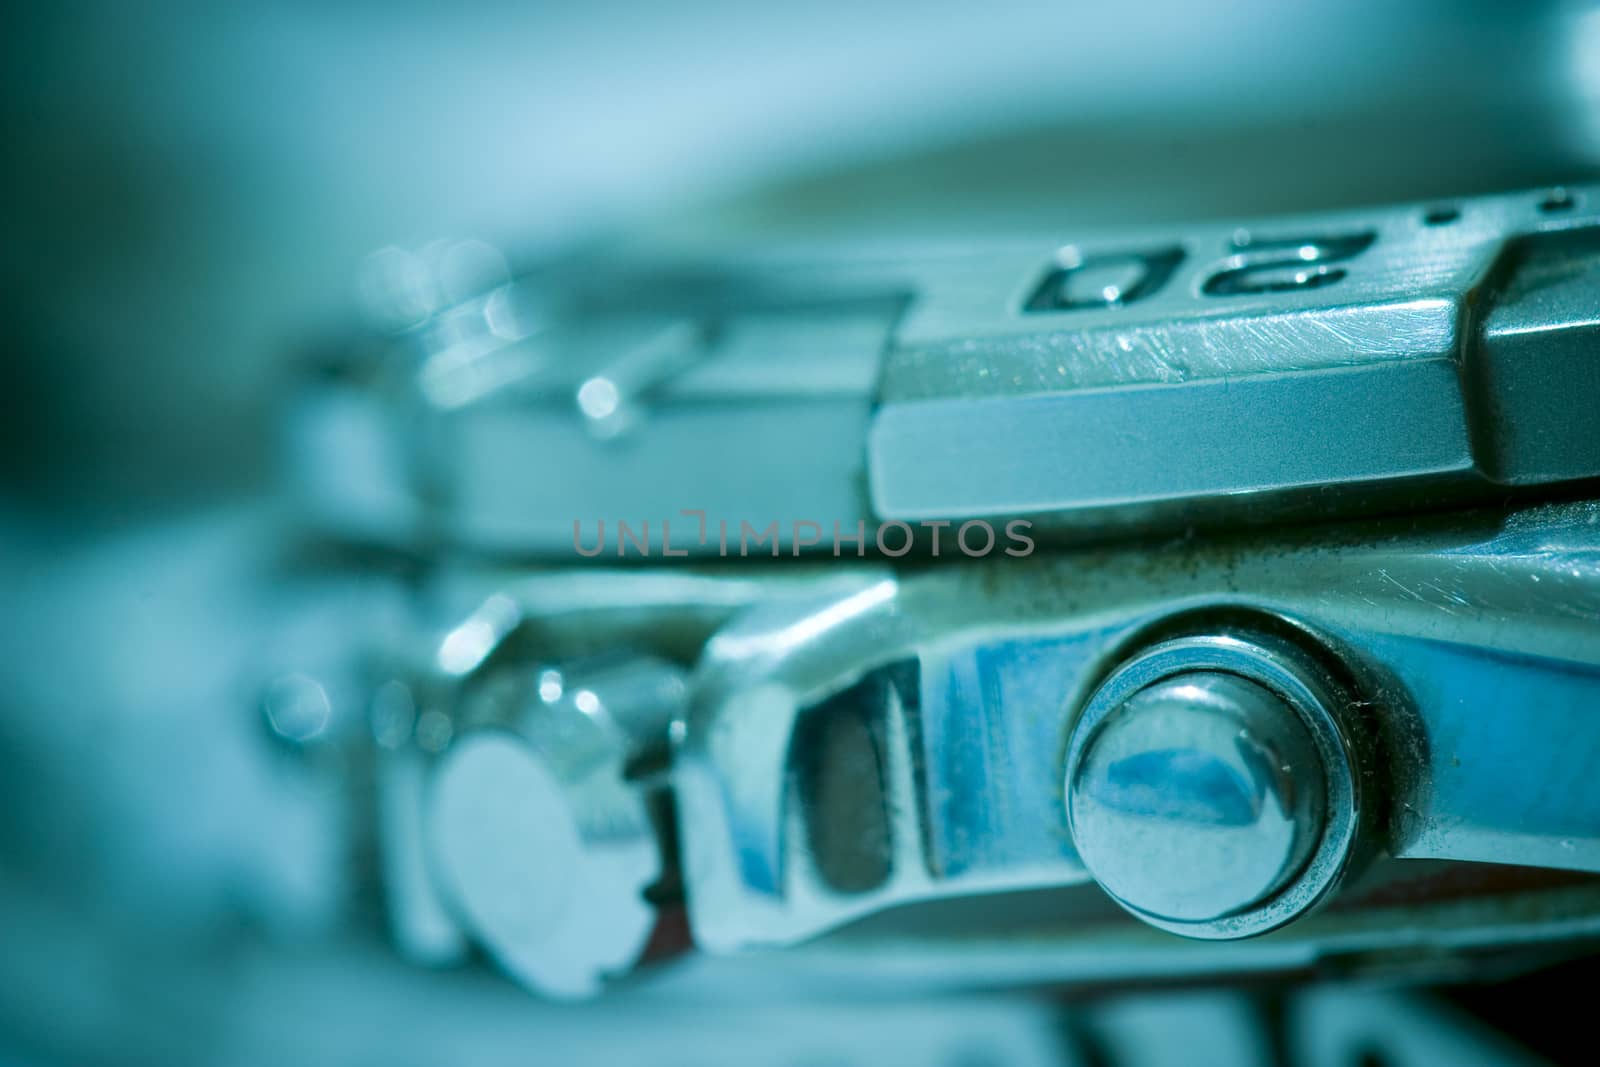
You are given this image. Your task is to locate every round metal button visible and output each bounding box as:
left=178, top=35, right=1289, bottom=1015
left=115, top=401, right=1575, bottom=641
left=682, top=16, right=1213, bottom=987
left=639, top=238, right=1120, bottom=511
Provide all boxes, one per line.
left=1062, top=630, right=1366, bottom=939
left=1066, top=670, right=1326, bottom=923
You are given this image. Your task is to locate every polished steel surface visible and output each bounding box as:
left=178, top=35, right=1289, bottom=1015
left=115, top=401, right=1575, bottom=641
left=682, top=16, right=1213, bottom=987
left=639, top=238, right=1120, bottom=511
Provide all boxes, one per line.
left=372, top=566, right=893, bottom=996
left=292, top=261, right=903, bottom=554
left=292, top=186, right=1600, bottom=558
left=868, top=187, right=1600, bottom=528
left=674, top=500, right=1600, bottom=953
left=16, top=6, right=1600, bottom=1061
left=1061, top=632, right=1362, bottom=938
left=1067, top=672, right=1325, bottom=925
left=293, top=190, right=1600, bottom=1000
left=424, top=656, right=683, bottom=998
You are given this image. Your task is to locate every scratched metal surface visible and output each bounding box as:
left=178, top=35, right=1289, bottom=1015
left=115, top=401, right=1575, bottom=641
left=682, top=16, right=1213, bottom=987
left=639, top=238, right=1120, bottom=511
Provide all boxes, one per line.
left=880, top=186, right=1595, bottom=402
left=678, top=500, right=1600, bottom=952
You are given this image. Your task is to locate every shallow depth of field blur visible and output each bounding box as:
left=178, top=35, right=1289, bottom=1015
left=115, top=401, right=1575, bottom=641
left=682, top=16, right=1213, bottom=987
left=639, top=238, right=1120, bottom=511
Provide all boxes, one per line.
left=4, top=3, right=1600, bottom=1065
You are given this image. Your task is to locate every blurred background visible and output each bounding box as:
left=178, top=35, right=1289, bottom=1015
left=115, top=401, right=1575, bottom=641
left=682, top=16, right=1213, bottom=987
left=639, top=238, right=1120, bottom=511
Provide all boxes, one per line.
left=4, top=2, right=1600, bottom=1064
left=10, top=0, right=1600, bottom=521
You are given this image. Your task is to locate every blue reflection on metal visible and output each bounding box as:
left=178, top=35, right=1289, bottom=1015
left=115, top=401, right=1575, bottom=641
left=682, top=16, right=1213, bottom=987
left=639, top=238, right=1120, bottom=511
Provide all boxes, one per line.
left=1097, top=750, right=1259, bottom=826
left=920, top=630, right=1116, bottom=879
left=1371, top=631, right=1600, bottom=871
